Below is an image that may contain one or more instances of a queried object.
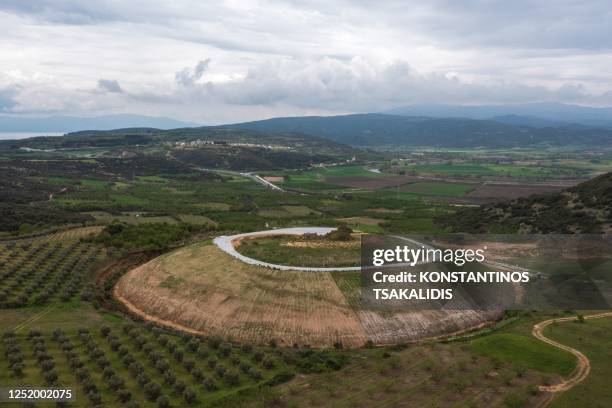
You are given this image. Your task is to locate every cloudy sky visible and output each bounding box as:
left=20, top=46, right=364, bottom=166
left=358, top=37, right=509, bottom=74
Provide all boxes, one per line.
left=1, top=0, right=611, bottom=123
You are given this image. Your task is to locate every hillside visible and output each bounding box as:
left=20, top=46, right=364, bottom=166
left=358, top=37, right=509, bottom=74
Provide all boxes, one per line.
left=0, top=126, right=357, bottom=158
left=384, top=103, right=612, bottom=128
left=229, top=113, right=612, bottom=148
left=441, top=172, right=612, bottom=233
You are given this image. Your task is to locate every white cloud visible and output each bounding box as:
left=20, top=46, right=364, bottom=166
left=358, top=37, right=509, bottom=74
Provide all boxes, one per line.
left=0, top=1, right=610, bottom=122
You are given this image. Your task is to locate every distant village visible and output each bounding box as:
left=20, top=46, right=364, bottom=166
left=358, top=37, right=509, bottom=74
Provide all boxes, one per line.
left=174, top=139, right=292, bottom=150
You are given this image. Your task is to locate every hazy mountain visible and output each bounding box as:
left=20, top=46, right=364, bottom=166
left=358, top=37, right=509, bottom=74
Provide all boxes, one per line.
left=0, top=114, right=201, bottom=133
left=383, top=103, right=612, bottom=128
left=488, top=115, right=566, bottom=128
left=228, top=113, right=612, bottom=148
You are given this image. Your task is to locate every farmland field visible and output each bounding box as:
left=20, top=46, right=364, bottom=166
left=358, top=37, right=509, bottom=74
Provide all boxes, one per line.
left=409, top=163, right=582, bottom=178
left=399, top=181, right=476, bottom=196
left=465, top=183, right=567, bottom=201
left=236, top=235, right=361, bottom=267
left=0, top=228, right=105, bottom=308
left=0, top=323, right=347, bottom=407
left=1, top=131, right=611, bottom=407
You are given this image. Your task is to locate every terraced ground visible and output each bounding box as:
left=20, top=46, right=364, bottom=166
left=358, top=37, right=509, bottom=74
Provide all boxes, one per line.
left=116, top=242, right=368, bottom=347
left=115, top=242, right=499, bottom=347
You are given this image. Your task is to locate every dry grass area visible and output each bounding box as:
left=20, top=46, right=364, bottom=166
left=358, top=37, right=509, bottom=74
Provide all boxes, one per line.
left=274, top=343, right=550, bottom=408
left=282, top=240, right=359, bottom=249
left=42, top=225, right=104, bottom=242
left=367, top=208, right=403, bottom=214
left=115, top=242, right=368, bottom=347
left=337, top=216, right=383, bottom=226
left=356, top=309, right=502, bottom=345
left=263, top=176, right=285, bottom=182
left=117, top=240, right=500, bottom=348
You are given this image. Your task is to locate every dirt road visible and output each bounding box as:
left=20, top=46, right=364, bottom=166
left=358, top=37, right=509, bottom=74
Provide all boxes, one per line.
left=532, top=312, right=612, bottom=405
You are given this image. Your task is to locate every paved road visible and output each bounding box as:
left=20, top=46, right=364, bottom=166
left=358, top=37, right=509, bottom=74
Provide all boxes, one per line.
left=213, top=227, right=361, bottom=272
left=198, top=168, right=285, bottom=192
left=213, top=228, right=435, bottom=272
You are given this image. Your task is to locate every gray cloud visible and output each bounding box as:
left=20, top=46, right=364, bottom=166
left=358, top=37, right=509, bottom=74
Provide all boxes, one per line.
left=0, top=1, right=123, bottom=25
left=330, top=0, right=612, bottom=50
left=5, top=1, right=611, bottom=51
left=0, top=1, right=611, bottom=121
left=175, top=59, right=210, bottom=87
left=170, top=58, right=610, bottom=113
left=97, top=79, right=122, bottom=93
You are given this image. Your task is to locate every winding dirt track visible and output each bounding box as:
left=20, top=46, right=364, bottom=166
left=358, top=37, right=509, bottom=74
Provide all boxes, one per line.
left=532, top=312, right=612, bottom=405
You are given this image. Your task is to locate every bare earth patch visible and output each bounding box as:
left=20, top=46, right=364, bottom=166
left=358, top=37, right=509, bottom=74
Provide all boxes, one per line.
left=116, top=239, right=500, bottom=347
left=115, top=243, right=368, bottom=347
left=467, top=183, right=566, bottom=201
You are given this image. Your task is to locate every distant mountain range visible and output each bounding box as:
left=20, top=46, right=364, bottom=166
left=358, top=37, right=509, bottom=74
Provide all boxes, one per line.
left=3, top=102, right=612, bottom=148
left=0, top=114, right=200, bottom=133
left=384, top=102, right=612, bottom=128
left=228, top=113, right=612, bottom=148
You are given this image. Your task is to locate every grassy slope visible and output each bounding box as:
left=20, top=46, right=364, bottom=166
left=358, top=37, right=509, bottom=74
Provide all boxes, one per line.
left=548, top=317, right=612, bottom=408
left=469, top=333, right=576, bottom=376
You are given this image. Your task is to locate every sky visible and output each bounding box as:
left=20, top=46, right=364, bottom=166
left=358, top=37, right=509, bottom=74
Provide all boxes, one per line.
left=0, top=0, right=611, bottom=124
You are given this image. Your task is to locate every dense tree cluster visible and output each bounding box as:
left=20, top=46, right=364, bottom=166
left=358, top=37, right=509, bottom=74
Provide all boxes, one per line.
left=92, top=222, right=211, bottom=251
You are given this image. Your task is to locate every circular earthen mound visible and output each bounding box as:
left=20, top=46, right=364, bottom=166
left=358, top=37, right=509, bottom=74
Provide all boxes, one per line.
left=115, top=238, right=500, bottom=347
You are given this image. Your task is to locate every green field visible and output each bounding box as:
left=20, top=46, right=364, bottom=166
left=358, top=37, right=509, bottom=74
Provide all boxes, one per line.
left=469, top=333, right=576, bottom=376
left=410, top=163, right=556, bottom=177
left=236, top=235, right=360, bottom=267
left=278, top=165, right=385, bottom=191
left=548, top=317, right=612, bottom=408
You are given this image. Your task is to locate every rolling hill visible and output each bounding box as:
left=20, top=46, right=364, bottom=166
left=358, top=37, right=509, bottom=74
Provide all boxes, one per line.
left=441, top=172, right=612, bottom=233
left=0, top=127, right=362, bottom=171
left=384, top=103, right=612, bottom=128
left=228, top=113, right=612, bottom=148
left=1, top=126, right=357, bottom=156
